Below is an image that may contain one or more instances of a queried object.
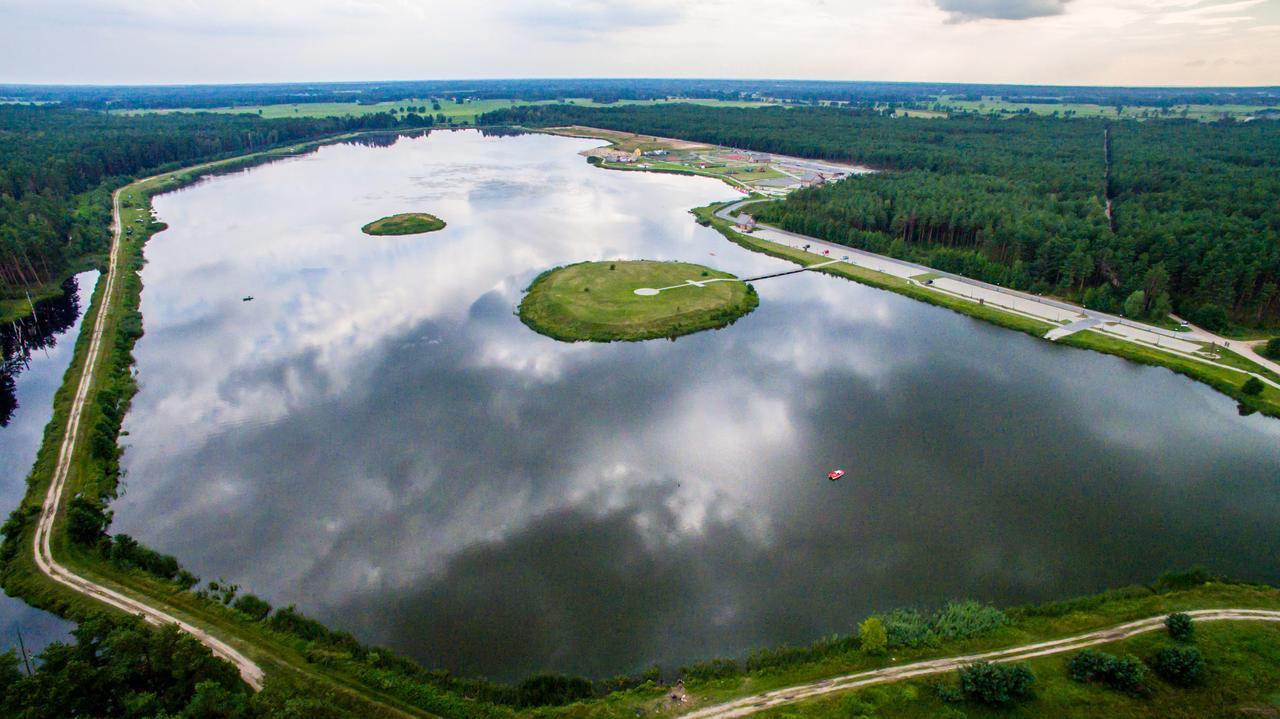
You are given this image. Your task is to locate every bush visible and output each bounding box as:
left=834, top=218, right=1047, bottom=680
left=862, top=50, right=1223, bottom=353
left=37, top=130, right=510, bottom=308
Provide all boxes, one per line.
left=66, top=495, right=110, bottom=545
left=514, top=674, right=594, bottom=707
left=859, top=617, right=887, bottom=655
left=878, top=609, right=934, bottom=648
left=679, top=657, right=739, bottom=682
left=874, top=601, right=1009, bottom=649
left=1166, top=612, right=1194, bottom=641
left=958, top=662, right=1035, bottom=706
left=931, top=601, right=1010, bottom=641
left=1264, top=337, right=1280, bottom=359
left=1068, top=649, right=1148, bottom=696
left=1154, top=646, right=1205, bottom=686
left=1242, top=377, right=1264, bottom=396
left=1068, top=649, right=1114, bottom=683
left=233, top=593, right=273, bottom=621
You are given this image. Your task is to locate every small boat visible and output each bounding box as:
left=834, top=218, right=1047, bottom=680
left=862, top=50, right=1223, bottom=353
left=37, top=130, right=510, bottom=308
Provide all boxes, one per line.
left=827, top=469, right=845, bottom=481
left=242, top=296, right=254, bottom=302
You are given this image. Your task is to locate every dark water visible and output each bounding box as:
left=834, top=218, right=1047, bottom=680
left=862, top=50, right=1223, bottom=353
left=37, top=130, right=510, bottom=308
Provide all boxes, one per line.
left=112, top=131, right=1280, bottom=681
left=0, top=271, right=99, bottom=656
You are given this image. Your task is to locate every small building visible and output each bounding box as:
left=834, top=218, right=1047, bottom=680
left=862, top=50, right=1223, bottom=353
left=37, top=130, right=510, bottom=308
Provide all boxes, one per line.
left=737, top=214, right=756, bottom=232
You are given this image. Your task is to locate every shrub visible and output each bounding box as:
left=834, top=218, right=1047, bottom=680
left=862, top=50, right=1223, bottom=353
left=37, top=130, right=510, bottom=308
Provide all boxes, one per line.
left=66, top=495, right=110, bottom=545
left=1242, top=377, right=1264, bottom=396
left=878, top=609, right=934, bottom=648
left=233, top=593, right=273, bottom=621
left=515, top=674, right=594, bottom=707
left=1109, top=655, right=1149, bottom=696
left=1166, top=612, right=1194, bottom=641
left=1153, top=567, right=1215, bottom=593
left=1068, top=649, right=1115, bottom=683
left=931, top=601, right=1010, bottom=641
left=1070, top=650, right=1148, bottom=696
left=1154, top=646, right=1205, bottom=686
left=859, top=617, right=888, bottom=655
left=679, top=657, right=739, bottom=682
left=958, top=662, right=1035, bottom=706
left=874, top=601, right=1009, bottom=649
left=1264, top=337, right=1280, bottom=359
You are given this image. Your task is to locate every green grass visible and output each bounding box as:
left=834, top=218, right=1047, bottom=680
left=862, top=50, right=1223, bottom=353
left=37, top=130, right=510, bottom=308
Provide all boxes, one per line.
left=524, top=580, right=1280, bottom=719
left=751, top=620, right=1280, bottom=719
left=1062, top=331, right=1280, bottom=418
left=362, top=212, right=446, bottom=236
left=518, top=260, right=758, bottom=342
left=692, top=204, right=1054, bottom=340
left=693, top=203, right=1280, bottom=419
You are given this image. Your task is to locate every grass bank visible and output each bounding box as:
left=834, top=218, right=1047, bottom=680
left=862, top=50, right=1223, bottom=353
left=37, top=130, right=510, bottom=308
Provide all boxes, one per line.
left=362, top=212, right=447, bottom=236
left=0, top=129, right=490, bottom=719
left=519, top=260, right=758, bottom=342
left=751, top=617, right=1280, bottom=719
left=692, top=203, right=1280, bottom=419
left=518, top=577, right=1280, bottom=719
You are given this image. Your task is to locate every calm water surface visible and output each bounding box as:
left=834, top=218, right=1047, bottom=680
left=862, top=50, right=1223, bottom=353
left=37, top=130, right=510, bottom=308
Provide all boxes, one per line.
left=113, top=131, right=1280, bottom=681
left=0, top=271, right=98, bottom=655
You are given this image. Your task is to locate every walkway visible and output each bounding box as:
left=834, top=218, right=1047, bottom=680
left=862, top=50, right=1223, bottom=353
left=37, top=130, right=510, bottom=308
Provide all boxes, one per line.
left=680, top=609, right=1280, bottom=719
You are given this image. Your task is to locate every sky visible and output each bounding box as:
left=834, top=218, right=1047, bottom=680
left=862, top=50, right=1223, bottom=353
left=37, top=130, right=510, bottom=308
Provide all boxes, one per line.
left=1, top=0, right=1277, bottom=86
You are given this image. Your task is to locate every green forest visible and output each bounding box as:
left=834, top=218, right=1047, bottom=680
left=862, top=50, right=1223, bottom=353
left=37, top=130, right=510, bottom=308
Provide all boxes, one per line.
left=0, top=104, right=428, bottom=309
left=483, top=104, right=1280, bottom=330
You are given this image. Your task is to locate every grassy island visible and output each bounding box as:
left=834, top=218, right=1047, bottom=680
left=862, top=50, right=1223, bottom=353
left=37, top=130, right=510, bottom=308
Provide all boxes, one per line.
left=519, top=260, right=758, bottom=341
left=361, top=212, right=446, bottom=235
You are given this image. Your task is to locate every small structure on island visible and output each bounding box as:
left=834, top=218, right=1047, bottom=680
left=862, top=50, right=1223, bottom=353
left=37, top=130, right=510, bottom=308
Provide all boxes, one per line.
left=736, top=214, right=756, bottom=232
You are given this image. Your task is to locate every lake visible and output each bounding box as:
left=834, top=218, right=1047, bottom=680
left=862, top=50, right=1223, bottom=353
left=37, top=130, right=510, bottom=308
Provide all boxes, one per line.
left=0, top=271, right=98, bottom=656
left=111, top=130, right=1280, bottom=681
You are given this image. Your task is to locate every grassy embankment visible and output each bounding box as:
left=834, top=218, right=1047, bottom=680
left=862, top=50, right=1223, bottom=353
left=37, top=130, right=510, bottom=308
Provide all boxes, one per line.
left=0, top=131, right=493, bottom=719
left=362, top=212, right=447, bottom=236
left=521, top=578, right=1280, bottom=719
left=751, top=619, right=1280, bottom=719
left=519, top=260, right=758, bottom=342
left=690, top=203, right=1280, bottom=418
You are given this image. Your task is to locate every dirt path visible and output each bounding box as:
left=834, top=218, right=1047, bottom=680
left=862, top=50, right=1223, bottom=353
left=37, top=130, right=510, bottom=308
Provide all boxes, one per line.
left=679, top=609, right=1280, bottom=719
left=31, top=181, right=267, bottom=690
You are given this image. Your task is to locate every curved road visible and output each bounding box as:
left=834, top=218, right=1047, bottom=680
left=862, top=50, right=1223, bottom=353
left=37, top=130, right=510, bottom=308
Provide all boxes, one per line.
left=681, top=609, right=1280, bottom=719
left=32, top=182, right=266, bottom=690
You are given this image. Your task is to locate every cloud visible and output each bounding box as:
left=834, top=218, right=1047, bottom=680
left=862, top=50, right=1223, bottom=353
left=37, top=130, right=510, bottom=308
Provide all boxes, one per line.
left=510, top=0, right=688, bottom=40
left=935, top=0, right=1073, bottom=22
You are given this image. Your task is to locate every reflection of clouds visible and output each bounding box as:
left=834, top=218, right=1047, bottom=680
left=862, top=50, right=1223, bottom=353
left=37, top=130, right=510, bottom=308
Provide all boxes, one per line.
left=111, top=130, right=1280, bottom=681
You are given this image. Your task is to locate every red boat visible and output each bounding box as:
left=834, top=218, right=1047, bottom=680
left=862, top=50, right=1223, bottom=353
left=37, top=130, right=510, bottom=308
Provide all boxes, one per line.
left=827, top=469, right=845, bottom=481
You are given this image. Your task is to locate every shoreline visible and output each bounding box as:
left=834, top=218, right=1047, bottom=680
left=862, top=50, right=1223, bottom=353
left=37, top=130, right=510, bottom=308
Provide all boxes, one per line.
left=550, top=125, right=1279, bottom=418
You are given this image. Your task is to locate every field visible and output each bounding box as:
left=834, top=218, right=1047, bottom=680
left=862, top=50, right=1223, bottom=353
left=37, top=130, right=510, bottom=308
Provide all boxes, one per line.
left=934, top=96, right=1278, bottom=121
left=112, top=97, right=775, bottom=124
left=518, top=260, right=759, bottom=341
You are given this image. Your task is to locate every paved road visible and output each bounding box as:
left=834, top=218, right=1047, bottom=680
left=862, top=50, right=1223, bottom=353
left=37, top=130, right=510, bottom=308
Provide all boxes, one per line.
left=32, top=179, right=267, bottom=690
left=1045, top=317, right=1102, bottom=341
left=680, top=609, right=1280, bottom=719
left=716, top=201, right=1280, bottom=389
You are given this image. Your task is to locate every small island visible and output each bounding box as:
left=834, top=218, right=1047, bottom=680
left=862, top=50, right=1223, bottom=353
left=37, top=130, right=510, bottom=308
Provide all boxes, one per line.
left=519, top=260, right=759, bottom=342
left=361, top=212, right=446, bottom=236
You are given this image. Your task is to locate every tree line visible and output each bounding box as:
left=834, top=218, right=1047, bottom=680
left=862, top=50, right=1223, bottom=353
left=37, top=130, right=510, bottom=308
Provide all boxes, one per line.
left=483, top=104, right=1280, bottom=329
left=0, top=104, right=430, bottom=303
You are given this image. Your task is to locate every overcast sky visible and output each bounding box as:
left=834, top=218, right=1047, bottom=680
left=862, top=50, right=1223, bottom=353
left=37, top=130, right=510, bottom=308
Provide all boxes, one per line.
left=1, top=0, right=1277, bottom=86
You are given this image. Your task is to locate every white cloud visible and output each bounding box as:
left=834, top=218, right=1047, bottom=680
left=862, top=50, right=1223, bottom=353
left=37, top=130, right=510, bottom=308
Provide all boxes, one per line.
left=0, top=0, right=1276, bottom=85
left=934, top=0, right=1073, bottom=22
